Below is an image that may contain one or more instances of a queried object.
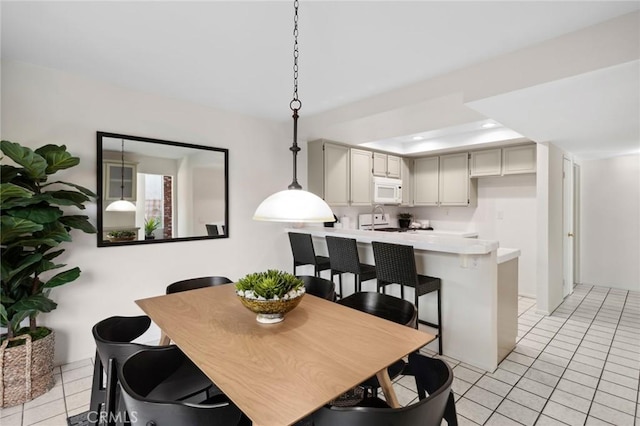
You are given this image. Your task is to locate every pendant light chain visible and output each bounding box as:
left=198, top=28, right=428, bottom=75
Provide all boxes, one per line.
left=288, top=0, right=302, bottom=189
left=291, top=0, right=300, bottom=110
left=120, top=139, right=126, bottom=199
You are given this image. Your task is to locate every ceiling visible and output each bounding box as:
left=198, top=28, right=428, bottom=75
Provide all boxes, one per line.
left=2, top=1, right=639, bottom=160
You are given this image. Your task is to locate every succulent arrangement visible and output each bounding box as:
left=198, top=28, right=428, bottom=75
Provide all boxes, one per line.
left=236, top=270, right=305, bottom=300
left=107, top=230, right=136, bottom=239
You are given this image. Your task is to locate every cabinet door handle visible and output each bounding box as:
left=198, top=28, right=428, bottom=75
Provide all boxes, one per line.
left=568, top=232, right=574, bottom=237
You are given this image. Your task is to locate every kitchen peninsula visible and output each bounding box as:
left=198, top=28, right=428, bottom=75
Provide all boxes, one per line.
left=287, top=227, right=520, bottom=372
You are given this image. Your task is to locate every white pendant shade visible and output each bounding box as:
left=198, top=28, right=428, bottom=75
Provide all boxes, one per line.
left=253, top=189, right=334, bottom=222
left=105, top=199, right=137, bottom=212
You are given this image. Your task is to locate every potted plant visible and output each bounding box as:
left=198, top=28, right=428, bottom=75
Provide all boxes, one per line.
left=235, top=270, right=305, bottom=324
left=0, top=140, right=96, bottom=407
left=398, top=212, right=413, bottom=228
left=106, top=230, right=136, bottom=242
left=144, top=216, right=161, bottom=240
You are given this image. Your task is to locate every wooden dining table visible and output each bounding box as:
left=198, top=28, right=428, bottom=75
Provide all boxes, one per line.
left=135, top=284, right=434, bottom=426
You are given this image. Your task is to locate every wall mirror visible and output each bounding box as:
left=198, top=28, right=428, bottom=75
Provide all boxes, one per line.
left=97, top=131, right=228, bottom=247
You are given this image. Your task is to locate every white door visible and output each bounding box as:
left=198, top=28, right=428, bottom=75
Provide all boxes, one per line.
left=562, top=157, right=574, bottom=297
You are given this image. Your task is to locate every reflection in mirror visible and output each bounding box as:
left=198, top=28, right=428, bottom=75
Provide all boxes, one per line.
left=97, top=132, right=228, bottom=247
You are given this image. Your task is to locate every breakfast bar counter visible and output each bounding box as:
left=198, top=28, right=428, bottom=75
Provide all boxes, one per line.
left=287, top=226, right=520, bottom=372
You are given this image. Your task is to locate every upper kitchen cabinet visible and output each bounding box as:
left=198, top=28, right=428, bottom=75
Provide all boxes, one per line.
left=414, top=153, right=477, bottom=207
left=502, top=144, right=537, bottom=175
left=350, top=148, right=373, bottom=206
left=308, top=139, right=349, bottom=206
left=400, top=157, right=413, bottom=206
left=439, top=152, right=475, bottom=206
left=470, top=148, right=502, bottom=177
left=373, top=152, right=401, bottom=179
left=414, top=157, right=439, bottom=206
left=104, top=161, right=137, bottom=201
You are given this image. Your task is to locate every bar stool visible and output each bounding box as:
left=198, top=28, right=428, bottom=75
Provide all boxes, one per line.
left=325, top=235, right=376, bottom=298
left=288, top=232, right=331, bottom=277
left=372, top=241, right=443, bottom=355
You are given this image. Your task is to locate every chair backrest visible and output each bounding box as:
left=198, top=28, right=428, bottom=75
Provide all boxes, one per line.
left=166, top=276, right=233, bottom=294
left=311, top=353, right=453, bottom=426
left=298, top=275, right=336, bottom=301
left=119, top=346, right=243, bottom=425
left=372, top=241, right=419, bottom=287
left=92, top=316, right=152, bottom=369
left=338, top=292, right=417, bottom=328
left=325, top=236, right=363, bottom=274
left=206, top=224, right=219, bottom=236
left=288, top=232, right=317, bottom=264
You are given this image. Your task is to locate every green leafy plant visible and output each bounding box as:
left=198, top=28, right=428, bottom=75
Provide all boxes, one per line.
left=1, top=140, right=96, bottom=341
left=107, top=230, right=136, bottom=239
left=144, top=216, right=161, bottom=236
left=397, top=212, right=413, bottom=219
left=236, top=270, right=304, bottom=300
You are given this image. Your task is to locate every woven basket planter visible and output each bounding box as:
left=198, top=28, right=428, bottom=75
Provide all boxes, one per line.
left=0, top=330, right=55, bottom=407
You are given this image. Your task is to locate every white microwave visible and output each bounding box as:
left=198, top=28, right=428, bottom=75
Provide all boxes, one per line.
left=373, top=177, right=402, bottom=204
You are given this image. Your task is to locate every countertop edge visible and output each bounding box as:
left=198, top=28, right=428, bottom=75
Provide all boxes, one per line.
left=497, top=248, right=521, bottom=264
left=286, top=227, right=499, bottom=255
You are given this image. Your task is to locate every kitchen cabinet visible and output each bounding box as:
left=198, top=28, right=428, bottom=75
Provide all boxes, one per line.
left=439, top=153, right=473, bottom=206
left=502, top=144, right=536, bottom=175
left=373, top=153, right=401, bottom=179
left=470, top=148, right=502, bottom=177
left=414, top=153, right=476, bottom=206
left=307, top=140, right=349, bottom=206
left=413, top=157, right=439, bottom=206
left=400, top=157, right=413, bottom=206
left=104, top=161, right=136, bottom=201
left=350, top=148, right=372, bottom=206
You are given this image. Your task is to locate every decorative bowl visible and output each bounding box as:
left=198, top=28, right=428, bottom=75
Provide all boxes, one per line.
left=237, top=291, right=305, bottom=324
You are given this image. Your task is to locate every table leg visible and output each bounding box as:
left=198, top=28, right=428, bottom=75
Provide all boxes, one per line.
left=376, top=368, right=400, bottom=408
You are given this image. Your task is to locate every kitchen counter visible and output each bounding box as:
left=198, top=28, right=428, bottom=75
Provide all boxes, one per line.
left=497, top=248, right=521, bottom=264
left=293, top=227, right=495, bottom=255
left=287, top=226, right=519, bottom=372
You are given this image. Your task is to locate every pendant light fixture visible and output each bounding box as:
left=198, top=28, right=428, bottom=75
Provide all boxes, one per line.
left=105, top=139, right=137, bottom=212
left=253, top=0, right=333, bottom=223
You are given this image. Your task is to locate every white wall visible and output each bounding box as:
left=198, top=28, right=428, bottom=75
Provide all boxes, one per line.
left=1, top=60, right=294, bottom=364
left=580, top=154, right=640, bottom=291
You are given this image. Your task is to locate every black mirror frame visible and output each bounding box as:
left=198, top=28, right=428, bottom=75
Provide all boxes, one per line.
left=96, top=131, right=229, bottom=247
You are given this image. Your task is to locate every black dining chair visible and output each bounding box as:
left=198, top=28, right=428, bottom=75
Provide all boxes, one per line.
left=288, top=232, right=331, bottom=277
left=90, top=315, right=217, bottom=426
left=119, top=345, right=244, bottom=426
left=338, top=291, right=417, bottom=397
left=372, top=241, right=443, bottom=354
left=159, top=276, right=233, bottom=345
left=298, top=275, right=337, bottom=301
left=206, top=224, right=219, bottom=236
left=325, top=235, right=377, bottom=298
left=311, top=353, right=455, bottom=426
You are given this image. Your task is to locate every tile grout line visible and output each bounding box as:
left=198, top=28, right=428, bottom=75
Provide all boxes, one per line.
left=582, top=288, right=629, bottom=425
left=531, top=285, right=608, bottom=425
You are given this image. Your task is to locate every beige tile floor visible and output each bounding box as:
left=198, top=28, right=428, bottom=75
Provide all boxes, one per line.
left=1, top=283, right=638, bottom=425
